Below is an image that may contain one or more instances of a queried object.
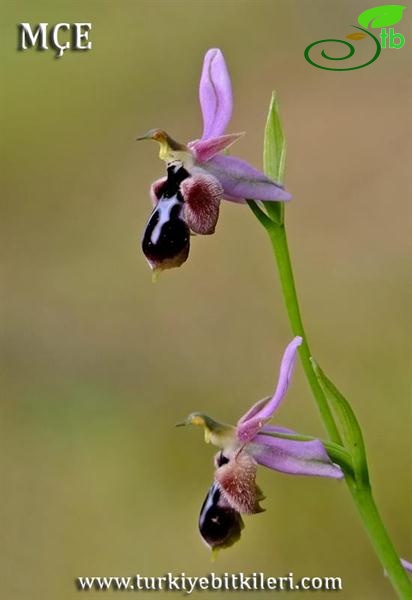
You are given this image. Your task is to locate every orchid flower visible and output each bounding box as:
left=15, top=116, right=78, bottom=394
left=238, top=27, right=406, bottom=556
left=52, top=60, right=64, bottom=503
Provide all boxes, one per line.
left=138, top=48, right=291, bottom=272
left=179, top=337, right=343, bottom=551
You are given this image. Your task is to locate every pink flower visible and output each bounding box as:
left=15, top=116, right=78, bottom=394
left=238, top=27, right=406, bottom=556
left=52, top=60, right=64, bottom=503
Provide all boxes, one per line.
left=179, top=337, right=343, bottom=551
left=139, top=49, right=291, bottom=272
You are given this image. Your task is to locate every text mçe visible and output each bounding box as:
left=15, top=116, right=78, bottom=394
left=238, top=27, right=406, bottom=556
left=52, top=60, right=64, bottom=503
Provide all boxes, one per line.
left=18, top=23, right=92, bottom=58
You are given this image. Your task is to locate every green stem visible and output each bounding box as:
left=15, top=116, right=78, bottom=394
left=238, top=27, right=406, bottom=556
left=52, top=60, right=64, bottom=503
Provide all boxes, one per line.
left=266, top=221, right=342, bottom=444
left=258, top=215, right=411, bottom=598
left=347, top=482, right=412, bottom=599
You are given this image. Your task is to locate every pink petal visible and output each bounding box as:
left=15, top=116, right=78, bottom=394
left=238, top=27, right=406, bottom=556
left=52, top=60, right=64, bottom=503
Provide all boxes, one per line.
left=189, top=133, right=244, bottom=163
left=249, top=433, right=344, bottom=479
left=181, top=171, right=222, bottom=235
left=199, top=49, right=233, bottom=140
left=204, top=154, right=292, bottom=202
left=260, top=425, right=297, bottom=435
left=236, top=337, right=302, bottom=443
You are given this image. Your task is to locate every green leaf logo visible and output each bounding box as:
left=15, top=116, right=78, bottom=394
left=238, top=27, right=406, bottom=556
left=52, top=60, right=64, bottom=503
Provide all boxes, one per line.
left=358, top=5, right=406, bottom=29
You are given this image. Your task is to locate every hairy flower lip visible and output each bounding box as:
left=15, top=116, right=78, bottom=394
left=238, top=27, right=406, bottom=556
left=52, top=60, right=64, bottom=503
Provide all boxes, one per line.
left=198, top=482, right=244, bottom=552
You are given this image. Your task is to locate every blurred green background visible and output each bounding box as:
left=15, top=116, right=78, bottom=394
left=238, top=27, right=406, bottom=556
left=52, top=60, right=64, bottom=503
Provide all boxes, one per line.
left=1, top=1, right=411, bottom=598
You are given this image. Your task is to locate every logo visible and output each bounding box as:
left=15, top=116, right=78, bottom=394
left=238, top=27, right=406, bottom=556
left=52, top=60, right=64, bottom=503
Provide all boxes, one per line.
left=304, top=4, right=406, bottom=71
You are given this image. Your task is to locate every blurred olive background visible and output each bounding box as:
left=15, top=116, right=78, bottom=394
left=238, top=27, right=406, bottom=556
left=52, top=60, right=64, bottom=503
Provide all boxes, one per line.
left=1, top=1, right=411, bottom=598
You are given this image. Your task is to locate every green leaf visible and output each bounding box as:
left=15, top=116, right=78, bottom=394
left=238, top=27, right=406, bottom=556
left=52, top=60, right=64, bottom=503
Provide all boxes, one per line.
left=263, top=92, right=287, bottom=225
left=312, top=360, right=369, bottom=485
left=358, top=5, right=406, bottom=29
left=264, top=92, right=286, bottom=184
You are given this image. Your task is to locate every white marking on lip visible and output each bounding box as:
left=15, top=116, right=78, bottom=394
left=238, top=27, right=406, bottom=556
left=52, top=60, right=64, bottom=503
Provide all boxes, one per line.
left=199, top=484, right=219, bottom=528
left=150, top=195, right=183, bottom=245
